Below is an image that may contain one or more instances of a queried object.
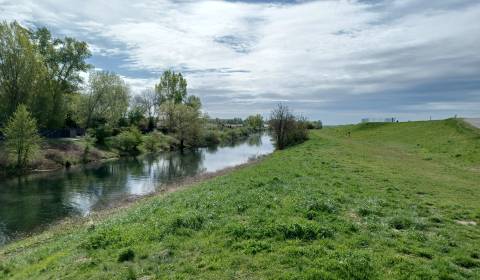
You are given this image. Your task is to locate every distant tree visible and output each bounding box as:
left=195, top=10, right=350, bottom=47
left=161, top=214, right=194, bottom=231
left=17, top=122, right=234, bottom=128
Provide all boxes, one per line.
left=3, top=105, right=41, bottom=168
left=245, top=114, right=264, bottom=131
left=306, top=120, right=323, bottom=130
left=269, top=104, right=308, bottom=150
left=81, top=71, right=130, bottom=128
left=155, top=70, right=187, bottom=104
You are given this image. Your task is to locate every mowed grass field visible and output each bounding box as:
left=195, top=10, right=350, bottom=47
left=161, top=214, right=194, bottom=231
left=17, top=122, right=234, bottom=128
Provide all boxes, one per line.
left=1, top=119, right=479, bottom=279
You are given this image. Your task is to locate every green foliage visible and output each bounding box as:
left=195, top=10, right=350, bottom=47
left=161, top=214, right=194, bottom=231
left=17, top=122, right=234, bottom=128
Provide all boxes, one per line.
left=80, top=71, right=130, bottom=129
left=2, top=120, right=480, bottom=279
left=141, top=131, right=173, bottom=153
left=108, top=127, right=143, bottom=155
left=2, top=105, right=41, bottom=168
left=201, top=130, right=221, bottom=146
left=306, top=120, right=323, bottom=129
left=155, top=70, right=187, bottom=104
left=172, top=103, right=203, bottom=149
left=0, top=21, right=91, bottom=129
left=87, top=124, right=113, bottom=145
left=245, top=114, right=264, bottom=131
left=0, top=22, right=43, bottom=126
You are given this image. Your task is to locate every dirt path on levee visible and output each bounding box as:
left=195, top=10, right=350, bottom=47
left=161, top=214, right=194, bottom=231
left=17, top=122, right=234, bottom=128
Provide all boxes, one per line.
left=464, top=118, right=480, bottom=129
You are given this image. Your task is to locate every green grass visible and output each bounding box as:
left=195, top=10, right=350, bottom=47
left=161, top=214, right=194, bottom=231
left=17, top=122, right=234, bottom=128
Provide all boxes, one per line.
left=1, top=119, right=479, bottom=279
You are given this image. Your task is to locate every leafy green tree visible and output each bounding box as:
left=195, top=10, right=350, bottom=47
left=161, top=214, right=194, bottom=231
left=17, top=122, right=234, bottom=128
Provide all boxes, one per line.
left=31, top=27, right=91, bottom=128
left=3, top=105, right=41, bottom=168
left=159, top=100, right=177, bottom=133
left=0, top=22, right=91, bottom=129
left=173, top=104, right=203, bottom=150
left=185, top=95, right=202, bottom=111
left=0, top=21, right=43, bottom=126
left=155, top=70, right=187, bottom=104
left=245, top=114, right=264, bottom=131
left=81, top=71, right=130, bottom=128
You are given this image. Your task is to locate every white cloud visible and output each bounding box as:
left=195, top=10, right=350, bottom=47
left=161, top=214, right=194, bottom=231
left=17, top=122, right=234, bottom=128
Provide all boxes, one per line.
left=1, top=0, right=479, bottom=123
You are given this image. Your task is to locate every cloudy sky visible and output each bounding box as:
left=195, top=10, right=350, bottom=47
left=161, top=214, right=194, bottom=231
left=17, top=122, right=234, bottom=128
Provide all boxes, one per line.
left=1, top=0, right=479, bottom=124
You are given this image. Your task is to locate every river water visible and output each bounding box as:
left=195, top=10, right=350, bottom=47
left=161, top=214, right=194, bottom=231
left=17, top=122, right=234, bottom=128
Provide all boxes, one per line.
left=0, top=133, right=274, bottom=245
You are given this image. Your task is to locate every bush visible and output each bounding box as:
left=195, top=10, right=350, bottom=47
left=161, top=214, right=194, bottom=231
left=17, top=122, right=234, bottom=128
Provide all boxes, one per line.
left=87, top=124, right=113, bottom=145
left=202, top=130, right=221, bottom=146
left=306, top=120, right=323, bottom=130
left=108, top=127, right=143, bottom=155
left=142, top=131, right=172, bottom=153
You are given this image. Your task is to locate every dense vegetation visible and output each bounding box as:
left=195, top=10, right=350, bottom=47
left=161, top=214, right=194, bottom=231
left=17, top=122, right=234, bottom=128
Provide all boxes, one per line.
left=0, top=21, right=277, bottom=172
left=1, top=119, right=478, bottom=279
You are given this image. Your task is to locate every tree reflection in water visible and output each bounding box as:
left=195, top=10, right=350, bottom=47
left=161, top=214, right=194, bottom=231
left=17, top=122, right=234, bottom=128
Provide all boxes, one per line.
left=0, top=133, right=273, bottom=245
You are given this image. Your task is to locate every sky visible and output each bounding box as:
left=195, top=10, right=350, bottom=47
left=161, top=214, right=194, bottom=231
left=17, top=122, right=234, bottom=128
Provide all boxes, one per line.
left=1, top=0, right=479, bottom=124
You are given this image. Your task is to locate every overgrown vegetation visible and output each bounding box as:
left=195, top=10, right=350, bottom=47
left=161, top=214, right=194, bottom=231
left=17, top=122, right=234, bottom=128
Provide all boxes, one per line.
left=0, top=21, right=278, bottom=174
left=1, top=119, right=478, bottom=279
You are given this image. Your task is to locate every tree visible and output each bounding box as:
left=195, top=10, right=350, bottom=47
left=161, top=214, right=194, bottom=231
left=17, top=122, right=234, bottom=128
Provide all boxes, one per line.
left=31, top=27, right=91, bottom=128
left=245, top=114, right=264, bottom=131
left=0, top=22, right=91, bottom=129
left=0, top=21, right=43, bottom=126
left=173, top=104, right=202, bottom=150
left=81, top=71, right=130, bottom=128
left=155, top=70, right=187, bottom=104
left=185, top=95, right=202, bottom=111
left=132, top=88, right=158, bottom=130
left=269, top=104, right=308, bottom=150
left=3, top=105, right=41, bottom=168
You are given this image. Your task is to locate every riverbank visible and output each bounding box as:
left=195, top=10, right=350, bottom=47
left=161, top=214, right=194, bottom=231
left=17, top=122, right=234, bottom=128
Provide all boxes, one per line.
left=0, top=138, right=118, bottom=178
left=1, top=119, right=479, bottom=279
left=0, top=127, right=261, bottom=179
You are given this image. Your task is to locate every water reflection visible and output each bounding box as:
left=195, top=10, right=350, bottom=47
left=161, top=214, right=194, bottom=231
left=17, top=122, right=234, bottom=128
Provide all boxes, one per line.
left=0, top=133, right=273, bottom=245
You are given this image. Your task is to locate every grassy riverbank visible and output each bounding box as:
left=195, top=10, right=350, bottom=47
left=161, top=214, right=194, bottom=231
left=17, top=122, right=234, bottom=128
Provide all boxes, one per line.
left=1, top=119, right=479, bottom=279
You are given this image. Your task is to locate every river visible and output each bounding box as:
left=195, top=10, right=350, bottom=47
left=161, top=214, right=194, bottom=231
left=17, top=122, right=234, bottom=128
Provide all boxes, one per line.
left=0, top=133, right=274, bottom=245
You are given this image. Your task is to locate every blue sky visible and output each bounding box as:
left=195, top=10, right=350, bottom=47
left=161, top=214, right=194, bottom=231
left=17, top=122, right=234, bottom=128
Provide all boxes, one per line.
left=1, top=0, right=479, bottom=124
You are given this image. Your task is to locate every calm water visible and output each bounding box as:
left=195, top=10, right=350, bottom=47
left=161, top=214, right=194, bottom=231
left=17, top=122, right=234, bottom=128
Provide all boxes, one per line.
left=0, top=134, right=274, bottom=245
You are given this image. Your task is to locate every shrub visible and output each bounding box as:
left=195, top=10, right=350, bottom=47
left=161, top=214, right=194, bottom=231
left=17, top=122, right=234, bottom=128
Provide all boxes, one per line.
left=202, top=130, right=221, bottom=146
left=142, top=131, right=172, bottom=153
left=306, top=120, right=323, bottom=130
left=87, top=124, right=113, bottom=145
left=2, top=105, right=41, bottom=168
left=108, top=127, right=143, bottom=155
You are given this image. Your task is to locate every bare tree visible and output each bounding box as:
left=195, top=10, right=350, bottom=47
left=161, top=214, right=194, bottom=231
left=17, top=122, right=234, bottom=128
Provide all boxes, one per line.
left=269, top=104, right=308, bottom=150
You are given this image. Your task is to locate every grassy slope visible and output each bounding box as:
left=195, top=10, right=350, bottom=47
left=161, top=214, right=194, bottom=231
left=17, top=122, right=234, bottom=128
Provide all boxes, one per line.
left=1, top=119, right=479, bottom=279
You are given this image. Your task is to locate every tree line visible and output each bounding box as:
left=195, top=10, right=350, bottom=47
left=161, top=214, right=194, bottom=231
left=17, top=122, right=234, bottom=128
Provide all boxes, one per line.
left=0, top=21, right=321, bottom=170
